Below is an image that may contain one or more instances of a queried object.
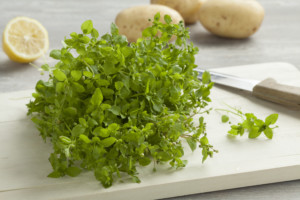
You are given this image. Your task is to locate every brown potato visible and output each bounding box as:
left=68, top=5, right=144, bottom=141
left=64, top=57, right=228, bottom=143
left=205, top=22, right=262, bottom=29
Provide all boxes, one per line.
left=151, top=0, right=204, bottom=24
left=198, top=0, right=264, bottom=39
left=115, top=5, right=183, bottom=43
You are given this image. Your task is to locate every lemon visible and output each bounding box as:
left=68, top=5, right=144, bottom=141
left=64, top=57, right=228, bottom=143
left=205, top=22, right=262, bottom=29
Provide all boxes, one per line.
left=2, top=16, right=49, bottom=63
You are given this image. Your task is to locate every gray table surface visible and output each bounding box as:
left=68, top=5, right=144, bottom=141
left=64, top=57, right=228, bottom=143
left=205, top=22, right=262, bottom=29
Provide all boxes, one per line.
left=1, top=0, right=300, bottom=199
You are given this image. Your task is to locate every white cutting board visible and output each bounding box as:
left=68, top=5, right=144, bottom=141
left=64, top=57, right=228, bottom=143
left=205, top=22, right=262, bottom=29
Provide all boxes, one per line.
left=1, top=62, right=300, bottom=200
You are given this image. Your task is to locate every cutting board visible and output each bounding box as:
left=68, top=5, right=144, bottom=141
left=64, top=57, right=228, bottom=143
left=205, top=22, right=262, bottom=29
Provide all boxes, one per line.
left=1, top=62, right=300, bottom=200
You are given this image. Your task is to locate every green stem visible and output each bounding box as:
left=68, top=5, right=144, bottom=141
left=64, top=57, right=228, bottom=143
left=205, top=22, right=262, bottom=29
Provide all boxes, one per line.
left=215, top=108, right=244, bottom=119
left=83, top=60, right=95, bottom=76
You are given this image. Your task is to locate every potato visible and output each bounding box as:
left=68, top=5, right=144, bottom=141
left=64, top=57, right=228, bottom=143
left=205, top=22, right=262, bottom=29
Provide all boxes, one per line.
left=198, top=0, right=264, bottom=39
left=151, top=0, right=205, bottom=24
left=115, top=5, right=183, bottom=43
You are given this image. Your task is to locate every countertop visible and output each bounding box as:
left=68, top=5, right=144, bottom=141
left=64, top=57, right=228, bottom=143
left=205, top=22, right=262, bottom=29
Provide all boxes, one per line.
left=1, top=0, right=300, bottom=199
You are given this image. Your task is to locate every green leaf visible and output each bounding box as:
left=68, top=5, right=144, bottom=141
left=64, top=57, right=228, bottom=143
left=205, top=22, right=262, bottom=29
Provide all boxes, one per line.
left=72, top=82, right=85, bottom=93
left=79, top=118, right=88, bottom=127
left=91, top=88, right=103, bottom=106
left=47, top=171, right=61, bottom=178
left=164, top=15, right=172, bottom=24
left=264, top=127, right=273, bottom=139
left=139, top=157, right=151, bottom=166
left=228, top=129, right=238, bottom=135
left=53, top=69, right=67, bottom=81
left=72, top=125, right=86, bottom=137
left=56, top=82, right=65, bottom=93
left=59, top=136, right=72, bottom=145
left=108, top=123, right=119, bottom=132
left=83, top=71, right=93, bottom=78
left=79, top=134, right=91, bottom=143
left=102, top=137, right=116, bottom=147
left=265, top=113, right=278, bottom=125
left=84, top=58, right=94, bottom=65
left=157, top=151, right=172, bottom=162
left=186, top=137, right=197, bottom=152
left=202, top=71, right=211, bottom=84
left=41, top=64, right=50, bottom=71
left=91, top=28, right=99, bottom=38
left=81, top=20, right=93, bottom=34
left=110, top=23, right=119, bottom=35
left=100, top=104, right=111, bottom=110
left=221, top=115, right=229, bottom=123
left=71, top=70, right=82, bottom=81
left=66, top=167, right=82, bottom=177
left=248, top=127, right=261, bottom=138
left=200, top=136, right=209, bottom=146
left=94, top=127, right=110, bottom=138
left=50, top=49, right=61, bottom=60
left=64, top=107, right=77, bottom=116
left=115, top=81, right=124, bottom=91
left=108, top=106, right=121, bottom=115
left=154, top=12, right=160, bottom=21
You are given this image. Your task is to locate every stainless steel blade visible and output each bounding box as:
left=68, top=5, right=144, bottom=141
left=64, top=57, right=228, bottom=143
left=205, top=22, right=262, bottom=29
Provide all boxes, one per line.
left=195, top=68, right=260, bottom=92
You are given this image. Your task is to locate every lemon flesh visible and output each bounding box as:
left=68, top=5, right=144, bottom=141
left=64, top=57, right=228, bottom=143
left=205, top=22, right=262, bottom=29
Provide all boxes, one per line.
left=2, top=17, right=49, bottom=63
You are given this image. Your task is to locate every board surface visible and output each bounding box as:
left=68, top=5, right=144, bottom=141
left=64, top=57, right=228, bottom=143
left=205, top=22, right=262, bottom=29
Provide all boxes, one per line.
left=0, top=62, right=300, bottom=200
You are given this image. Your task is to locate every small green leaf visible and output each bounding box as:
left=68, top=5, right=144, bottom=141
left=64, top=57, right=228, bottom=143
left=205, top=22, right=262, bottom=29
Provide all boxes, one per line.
left=79, top=118, right=87, bottom=127
left=92, top=136, right=101, bottom=143
left=110, top=23, right=119, bottom=35
left=71, top=70, right=82, bottom=81
left=265, top=113, right=279, bottom=125
left=81, top=20, right=93, bottom=34
left=79, top=134, right=91, bottom=143
left=83, top=71, right=93, bottom=78
left=200, top=136, right=209, bottom=146
left=139, top=157, right=152, bottom=166
left=202, top=71, right=211, bottom=84
left=53, top=69, right=67, bottom=81
left=132, top=176, right=141, bottom=183
left=164, top=15, right=172, bottom=24
left=108, top=106, right=121, bottom=115
left=157, top=151, right=172, bottom=161
left=248, top=127, right=261, bottom=138
left=264, top=127, right=273, bottom=139
left=72, top=125, right=86, bottom=137
left=186, top=137, right=197, bottom=152
left=59, top=136, right=72, bottom=145
left=72, top=82, right=85, bottom=93
left=91, top=28, right=99, bottom=38
left=64, top=107, right=77, bottom=116
left=84, top=58, right=94, bottom=65
left=115, top=81, right=124, bottom=91
left=47, top=171, right=61, bottom=178
left=91, top=88, right=103, bottom=106
left=50, top=49, right=61, bottom=60
left=66, top=167, right=82, bottom=177
left=100, top=104, right=111, bottom=110
left=56, top=82, right=65, bottom=93
left=154, top=12, right=160, bottom=21
left=228, top=129, right=238, bottom=135
left=221, top=115, right=229, bottom=123
left=108, top=123, right=119, bottom=132
left=41, top=64, right=50, bottom=71
left=102, top=137, right=116, bottom=147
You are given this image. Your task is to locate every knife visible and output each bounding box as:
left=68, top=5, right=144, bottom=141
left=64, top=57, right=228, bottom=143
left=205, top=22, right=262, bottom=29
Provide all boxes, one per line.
left=195, top=69, right=300, bottom=110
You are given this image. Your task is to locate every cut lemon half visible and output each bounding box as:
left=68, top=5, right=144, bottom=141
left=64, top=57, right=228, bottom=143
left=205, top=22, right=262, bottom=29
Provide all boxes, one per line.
left=2, top=16, right=49, bottom=63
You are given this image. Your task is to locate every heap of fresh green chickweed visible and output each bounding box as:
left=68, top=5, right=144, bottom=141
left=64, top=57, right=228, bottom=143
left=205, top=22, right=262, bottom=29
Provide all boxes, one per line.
left=27, top=13, right=215, bottom=188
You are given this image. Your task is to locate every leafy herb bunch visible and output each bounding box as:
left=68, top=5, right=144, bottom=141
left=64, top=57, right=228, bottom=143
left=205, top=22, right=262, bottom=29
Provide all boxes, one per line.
left=27, top=13, right=215, bottom=188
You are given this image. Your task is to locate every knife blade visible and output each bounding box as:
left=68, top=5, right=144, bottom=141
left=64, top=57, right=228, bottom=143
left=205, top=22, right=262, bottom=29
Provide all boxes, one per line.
left=195, top=68, right=300, bottom=110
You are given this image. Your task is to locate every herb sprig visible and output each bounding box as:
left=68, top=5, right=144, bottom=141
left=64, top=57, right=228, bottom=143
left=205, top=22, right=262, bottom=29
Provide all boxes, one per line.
left=27, top=14, right=215, bottom=188
left=217, top=106, right=279, bottom=139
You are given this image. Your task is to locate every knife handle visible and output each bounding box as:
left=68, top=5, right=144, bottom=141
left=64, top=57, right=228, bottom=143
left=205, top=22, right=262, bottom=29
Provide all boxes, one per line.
left=253, top=78, right=300, bottom=110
